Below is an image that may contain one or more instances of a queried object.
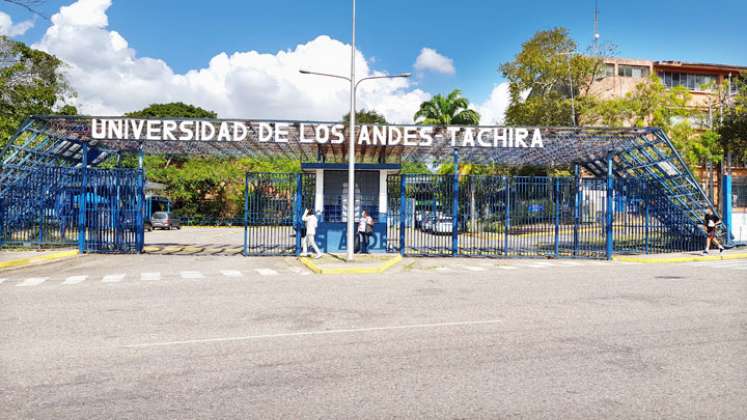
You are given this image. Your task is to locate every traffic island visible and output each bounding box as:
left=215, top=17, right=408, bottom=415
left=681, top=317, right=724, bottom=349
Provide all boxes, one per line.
left=0, top=249, right=80, bottom=271
left=299, top=253, right=403, bottom=275
left=613, top=248, right=747, bottom=263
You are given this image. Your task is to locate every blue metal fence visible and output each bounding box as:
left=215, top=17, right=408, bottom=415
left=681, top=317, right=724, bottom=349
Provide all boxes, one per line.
left=0, top=165, right=143, bottom=252
left=243, top=172, right=315, bottom=256
left=385, top=173, right=706, bottom=259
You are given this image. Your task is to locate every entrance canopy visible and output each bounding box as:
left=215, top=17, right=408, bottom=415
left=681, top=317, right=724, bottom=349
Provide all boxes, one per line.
left=5, top=115, right=669, bottom=168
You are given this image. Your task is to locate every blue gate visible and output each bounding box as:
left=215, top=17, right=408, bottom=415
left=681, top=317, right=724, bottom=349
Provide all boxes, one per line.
left=243, top=172, right=315, bottom=256
left=0, top=165, right=143, bottom=253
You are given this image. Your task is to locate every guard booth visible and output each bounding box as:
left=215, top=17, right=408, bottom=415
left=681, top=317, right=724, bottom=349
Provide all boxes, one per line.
left=302, top=163, right=396, bottom=253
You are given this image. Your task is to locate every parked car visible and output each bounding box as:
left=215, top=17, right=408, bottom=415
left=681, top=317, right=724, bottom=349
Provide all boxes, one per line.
left=150, top=211, right=181, bottom=230
left=432, top=217, right=454, bottom=235
left=144, top=220, right=153, bottom=232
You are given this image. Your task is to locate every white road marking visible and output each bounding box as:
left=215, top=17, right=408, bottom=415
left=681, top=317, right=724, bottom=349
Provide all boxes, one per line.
left=0, top=278, right=7, bottom=285
left=220, top=270, right=242, bottom=278
left=141, top=272, right=160, bottom=281
left=555, top=261, right=582, bottom=267
left=62, top=275, right=87, bottom=285
left=125, top=318, right=506, bottom=348
left=435, top=267, right=451, bottom=272
left=180, top=271, right=204, bottom=279
left=464, top=266, right=486, bottom=272
left=255, top=268, right=278, bottom=276
left=525, top=262, right=554, bottom=268
left=17, top=277, right=48, bottom=287
left=287, top=267, right=312, bottom=276
left=497, top=266, right=518, bottom=270
left=102, top=273, right=125, bottom=283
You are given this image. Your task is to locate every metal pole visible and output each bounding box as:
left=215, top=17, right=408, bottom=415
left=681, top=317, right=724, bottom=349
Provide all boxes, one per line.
left=573, top=164, right=580, bottom=256
left=554, top=177, right=560, bottom=257
left=452, top=149, right=459, bottom=256
left=504, top=176, right=511, bottom=256
left=243, top=174, right=249, bottom=257
left=136, top=147, right=145, bottom=253
left=78, top=144, right=89, bottom=253
left=347, top=0, right=356, bottom=261
left=295, top=173, right=303, bottom=257
left=399, top=174, right=406, bottom=256
left=606, top=153, right=614, bottom=260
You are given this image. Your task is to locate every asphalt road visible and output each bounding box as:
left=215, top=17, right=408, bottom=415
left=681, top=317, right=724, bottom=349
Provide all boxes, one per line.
left=1, top=255, right=746, bottom=419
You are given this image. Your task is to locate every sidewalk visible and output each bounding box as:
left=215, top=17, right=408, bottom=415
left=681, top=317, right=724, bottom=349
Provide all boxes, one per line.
left=299, top=253, right=402, bottom=274
left=613, top=247, right=747, bottom=263
left=0, top=249, right=79, bottom=270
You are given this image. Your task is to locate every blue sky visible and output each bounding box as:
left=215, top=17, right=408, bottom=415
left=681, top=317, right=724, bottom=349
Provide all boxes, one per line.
left=2, top=0, right=745, bottom=122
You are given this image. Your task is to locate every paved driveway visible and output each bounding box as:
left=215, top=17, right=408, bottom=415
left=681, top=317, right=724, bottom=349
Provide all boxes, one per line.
left=1, top=255, right=745, bottom=419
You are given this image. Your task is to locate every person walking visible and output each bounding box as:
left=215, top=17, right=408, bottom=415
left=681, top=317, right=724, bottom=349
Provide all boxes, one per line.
left=301, top=208, right=322, bottom=259
left=357, top=210, right=374, bottom=254
left=703, top=208, right=724, bottom=255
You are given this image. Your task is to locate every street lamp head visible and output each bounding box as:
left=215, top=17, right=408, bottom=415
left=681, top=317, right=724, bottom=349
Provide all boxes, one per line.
left=398, top=72, right=412, bottom=78
left=299, top=69, right=311, bottom=74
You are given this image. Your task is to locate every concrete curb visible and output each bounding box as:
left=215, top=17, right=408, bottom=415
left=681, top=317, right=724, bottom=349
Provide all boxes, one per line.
left=299, top=255, right=403, bottom=275
left=613, top=252, right=747, bottom=264
left=0, top=249, right=80, bottom=270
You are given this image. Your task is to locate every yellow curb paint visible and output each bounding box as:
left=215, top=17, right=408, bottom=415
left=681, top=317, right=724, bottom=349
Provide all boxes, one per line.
left=613, top=252, right=747, bottom=264
left=298, top=257, right=323, bottom=274
left=0, top=249, right=79, bottom=270
left=298, top=255, right=403, bottom=275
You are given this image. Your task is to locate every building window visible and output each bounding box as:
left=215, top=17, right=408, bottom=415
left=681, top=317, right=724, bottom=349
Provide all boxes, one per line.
left=605, top=63, right=615, bottom=77
left=657, top=71, right=717, bottom=91
left=618, top=65, right=650, bottom=78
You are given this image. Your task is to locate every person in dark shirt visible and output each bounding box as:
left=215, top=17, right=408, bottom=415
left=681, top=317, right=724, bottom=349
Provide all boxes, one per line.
left=703, top=208, right=724, bottom=254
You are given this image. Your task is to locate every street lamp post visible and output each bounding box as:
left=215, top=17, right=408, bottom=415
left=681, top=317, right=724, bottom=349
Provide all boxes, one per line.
left=299, top=1, right=410, bottom=261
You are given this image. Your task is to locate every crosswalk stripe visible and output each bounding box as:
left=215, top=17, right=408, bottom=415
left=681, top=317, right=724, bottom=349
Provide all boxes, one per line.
left=0, top=278, right=7, bottom=285
left=288, top=267, right=311, bottom=276
left=498, top=266, right=518, bottom=270
left=17, top=277, right=48, bottom=287
left=435, top=267, right=451, bottom=272
left=141, top=272, right=161, bottom=281
left=62, top=275, right=87, bottom=285
left=255, top=268, right=278, bottom=276
left=525, top=262, right=553, bottom=268
left=180, top=271, right=204, bottom=279
left=464, top=266, right=486, bottom=272
left=102, top=274, right=125, bottom=283
left=220, top=270, right=242, bottom=277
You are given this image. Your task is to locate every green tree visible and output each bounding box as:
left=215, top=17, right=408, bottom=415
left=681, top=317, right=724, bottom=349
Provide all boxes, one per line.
left=413, top=89, right=480, bottom=126
left=125, top=102, right=218, bottom=119
left=500, top=28, right=605, bottom=126
left=0, top=36, right=74, bottom=147
left=718, top=75, right=747, bottom=164
left=342, top=109, right=387, bottom=125
left=123, top=103, right=299, bottom=222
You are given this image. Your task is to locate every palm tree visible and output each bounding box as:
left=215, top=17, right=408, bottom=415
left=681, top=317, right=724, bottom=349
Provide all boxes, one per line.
left=413, top=89, right=481, bottom=126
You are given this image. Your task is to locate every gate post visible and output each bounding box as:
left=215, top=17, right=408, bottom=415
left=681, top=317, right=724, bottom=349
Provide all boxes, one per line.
left=644, top=199, right=650, bottom=254
left=78, top=144, right=89, bottom=253
left=452, top=149, right=459, bottom=256
left=243, top=174, right=249, bottom=257
left=554, top=177, right=560, bottom=257
left=504, top=176, right=511, bottom=256
left=295, top=173, right=303, bottom=257
left=722, top=174, right=733, bottom=244
left=573, top=164, right=581, bottom=256
left=135, top=147, right=145, bottom=253
left=606, top=153, right=614, bottom=260
left=399, top=174, right=406, bottom=256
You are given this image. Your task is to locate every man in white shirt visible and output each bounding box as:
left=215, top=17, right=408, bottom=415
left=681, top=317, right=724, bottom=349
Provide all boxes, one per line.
left=301, top=208, right=322, bottom=259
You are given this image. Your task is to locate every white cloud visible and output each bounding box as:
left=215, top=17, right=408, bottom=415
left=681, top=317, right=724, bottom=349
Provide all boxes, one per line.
left=0, top=11, right=34, bottom=37
left=414, top=48, right=455, bottom=76
left=32, top=0, right=431, bottom=123
left=476, top=82, right=510, bottom=125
